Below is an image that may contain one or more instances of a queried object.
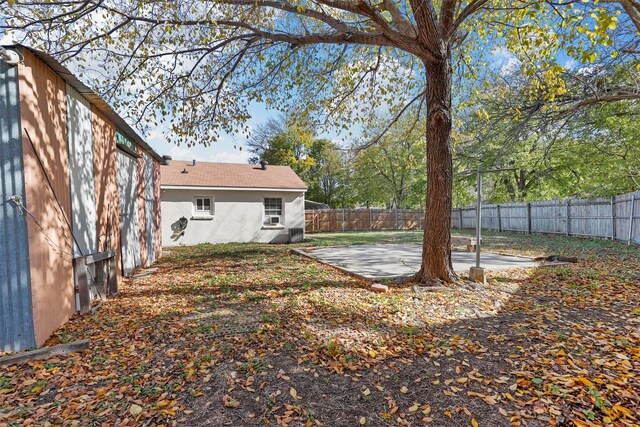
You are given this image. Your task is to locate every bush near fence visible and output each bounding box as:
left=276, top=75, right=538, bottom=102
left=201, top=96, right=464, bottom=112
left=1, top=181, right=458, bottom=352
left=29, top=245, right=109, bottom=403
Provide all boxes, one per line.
left=304, top=190, right=640, bottom=245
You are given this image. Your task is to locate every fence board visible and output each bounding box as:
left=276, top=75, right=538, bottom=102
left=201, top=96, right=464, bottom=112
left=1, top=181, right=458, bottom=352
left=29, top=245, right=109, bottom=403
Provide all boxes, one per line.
left=305, top=190, right=640, bottom=245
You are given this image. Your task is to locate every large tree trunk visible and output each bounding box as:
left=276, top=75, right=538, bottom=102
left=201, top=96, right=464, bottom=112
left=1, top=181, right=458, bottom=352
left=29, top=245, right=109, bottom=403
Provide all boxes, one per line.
left=414, top=57, right=457, bottom=284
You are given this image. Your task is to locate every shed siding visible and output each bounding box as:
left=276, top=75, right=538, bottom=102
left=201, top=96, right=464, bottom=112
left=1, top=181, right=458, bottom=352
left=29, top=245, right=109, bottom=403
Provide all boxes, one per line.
left=92, top=107, right=121, bottom=282
left=144, top=153, right=156, bottom=264
left=136, top=146, right=148, bottom=267
left=152, top=160, right=162, bottom=263
left=18, top=50, right=75, bottom=346
left=0, top=59, right=36, bottom=352
left=66, top=84, right=97, bottom=256
left=117, top=149, right=141, bottom=274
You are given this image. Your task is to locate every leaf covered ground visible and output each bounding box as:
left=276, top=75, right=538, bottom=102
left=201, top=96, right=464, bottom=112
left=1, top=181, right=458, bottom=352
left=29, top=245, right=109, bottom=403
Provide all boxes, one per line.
left=0, top=231, right=638, bottom=426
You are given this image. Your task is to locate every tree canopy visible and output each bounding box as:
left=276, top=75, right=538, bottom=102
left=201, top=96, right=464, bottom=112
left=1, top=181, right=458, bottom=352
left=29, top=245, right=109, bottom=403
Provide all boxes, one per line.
left=1, top=0, right=635, bottom=283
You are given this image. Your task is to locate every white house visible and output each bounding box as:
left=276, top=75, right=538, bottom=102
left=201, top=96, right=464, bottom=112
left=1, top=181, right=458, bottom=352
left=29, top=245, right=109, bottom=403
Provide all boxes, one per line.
left=160, top=160, right=307, bottom=245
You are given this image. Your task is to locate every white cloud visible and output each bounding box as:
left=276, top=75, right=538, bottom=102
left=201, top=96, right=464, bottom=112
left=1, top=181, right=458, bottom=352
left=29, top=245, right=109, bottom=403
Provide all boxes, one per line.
left=500, top=56, right=521, bottom=76
left=564, top=58, right=577, bottom=70
left=207, top=150, right=251, bottom=164
left=491, top=46, right=521, bottom=76
left=167, top=145, right=197, bottom=161
left=1, top=34, right=12, bottom=45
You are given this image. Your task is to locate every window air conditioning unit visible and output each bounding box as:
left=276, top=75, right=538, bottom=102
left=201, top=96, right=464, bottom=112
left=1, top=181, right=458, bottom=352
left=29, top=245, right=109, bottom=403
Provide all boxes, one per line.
left=270, top=215, right=281, bottom=225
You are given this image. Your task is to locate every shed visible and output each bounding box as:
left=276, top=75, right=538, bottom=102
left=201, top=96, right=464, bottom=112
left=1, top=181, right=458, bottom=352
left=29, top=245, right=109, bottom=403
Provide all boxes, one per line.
left=0, top=45, right=165, bottom=352
left=161, top=161, right=307, bottom=245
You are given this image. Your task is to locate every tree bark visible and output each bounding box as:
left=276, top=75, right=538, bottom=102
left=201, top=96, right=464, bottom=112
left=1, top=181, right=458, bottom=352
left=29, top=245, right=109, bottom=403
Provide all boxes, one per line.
left=414, top=56, right=457, bottom=284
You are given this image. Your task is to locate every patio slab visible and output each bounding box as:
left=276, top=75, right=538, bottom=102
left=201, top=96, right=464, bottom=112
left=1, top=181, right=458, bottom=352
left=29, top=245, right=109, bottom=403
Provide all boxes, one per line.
left=296, top=243, right=537, bottom=281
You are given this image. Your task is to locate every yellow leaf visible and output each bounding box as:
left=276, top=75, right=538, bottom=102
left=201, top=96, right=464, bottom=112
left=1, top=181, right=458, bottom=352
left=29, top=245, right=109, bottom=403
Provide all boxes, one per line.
left=362, top=388, right=371, bottom=396
left=359, top=416, right=366, bottom=425
left=369, top=349, right=377, bottom=358
left=408, top=404, right=419, bottom=412
left=290, top=387, right=300, bottom=399
left=471, top=418, right=479, bottom=427
left=400, top=386, right=408, bottom=394
left=130, top=404, right=143, bottom=416
left=612, top=404, right=633, bottom=416
left=577, top=377, right=594, bottom=387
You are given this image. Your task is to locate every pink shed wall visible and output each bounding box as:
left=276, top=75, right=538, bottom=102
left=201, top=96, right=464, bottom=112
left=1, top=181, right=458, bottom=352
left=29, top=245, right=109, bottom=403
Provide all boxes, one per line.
left=152, top=160, right=162, bottom=263
left=92, top=107, right=122, bottom=284
left=18, top=49, right=75, bottom=345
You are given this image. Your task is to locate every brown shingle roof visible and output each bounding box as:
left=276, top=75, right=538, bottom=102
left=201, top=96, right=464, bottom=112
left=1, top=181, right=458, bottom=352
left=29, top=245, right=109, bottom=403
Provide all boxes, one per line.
left=161, top=161, right=307, bottom=190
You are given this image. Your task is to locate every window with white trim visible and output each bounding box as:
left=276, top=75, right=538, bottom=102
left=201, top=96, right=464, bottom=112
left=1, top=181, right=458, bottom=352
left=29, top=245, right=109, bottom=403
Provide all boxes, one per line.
left=193, top=196, right=213, bottom=217
left=264, top=198, right=282, bottom=216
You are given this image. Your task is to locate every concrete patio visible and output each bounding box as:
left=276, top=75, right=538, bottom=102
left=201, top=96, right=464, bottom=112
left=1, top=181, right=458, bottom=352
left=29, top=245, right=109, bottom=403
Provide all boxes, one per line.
left=296, top=243, right=537, bottom=281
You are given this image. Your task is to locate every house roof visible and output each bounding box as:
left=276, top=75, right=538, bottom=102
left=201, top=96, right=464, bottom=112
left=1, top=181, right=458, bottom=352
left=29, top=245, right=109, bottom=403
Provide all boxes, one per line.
left=161, top=161, right=308, bottom=191
left=5, top=44, right=165, bottom=163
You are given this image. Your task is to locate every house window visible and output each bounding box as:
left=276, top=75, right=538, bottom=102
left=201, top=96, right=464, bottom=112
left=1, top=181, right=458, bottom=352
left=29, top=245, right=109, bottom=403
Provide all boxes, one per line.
left=193, top=196, right=213, bottom=217
left=264, top=198, right=282, bottom=216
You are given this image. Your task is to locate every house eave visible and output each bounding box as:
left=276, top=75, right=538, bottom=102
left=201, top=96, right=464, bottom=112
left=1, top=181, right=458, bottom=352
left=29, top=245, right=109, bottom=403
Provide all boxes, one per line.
left=161, top=185, right=307, bottom=192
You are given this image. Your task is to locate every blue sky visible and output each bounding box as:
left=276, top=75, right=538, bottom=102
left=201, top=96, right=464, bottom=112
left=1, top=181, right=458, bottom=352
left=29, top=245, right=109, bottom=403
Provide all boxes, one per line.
left=147, top=102, right=268, bottom=163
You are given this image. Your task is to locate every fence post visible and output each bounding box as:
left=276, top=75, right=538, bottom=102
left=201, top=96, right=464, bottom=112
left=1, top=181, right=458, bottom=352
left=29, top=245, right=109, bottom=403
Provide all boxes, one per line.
left=369, top=208, right=372, bottom=231
left=610, top=196, right=616, bottom=240
left=497, top=204, right=502, bottom=232
left=459, top=209, right=463, bottom=229
left=342, top=208, right=345, bottom=232
left=526, top=203, right=532, bottom=234
left=628, top=195, right=636, bottom=245
left=565, top=199, right=571, bottom=237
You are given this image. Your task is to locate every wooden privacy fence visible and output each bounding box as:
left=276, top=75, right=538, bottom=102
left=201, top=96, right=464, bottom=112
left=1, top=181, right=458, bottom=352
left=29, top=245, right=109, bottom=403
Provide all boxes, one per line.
left=305, top=190, right=640, bottom=245
left=305, top=208, right=424, bottom=233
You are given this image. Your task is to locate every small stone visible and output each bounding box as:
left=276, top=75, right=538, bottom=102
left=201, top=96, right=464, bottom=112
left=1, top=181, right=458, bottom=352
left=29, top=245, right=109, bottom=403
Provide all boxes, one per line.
left=371, top=283, right=389, bottom=293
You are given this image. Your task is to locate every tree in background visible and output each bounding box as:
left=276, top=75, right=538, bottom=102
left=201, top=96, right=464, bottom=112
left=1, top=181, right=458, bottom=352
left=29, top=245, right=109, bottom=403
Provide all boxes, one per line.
left=453, top=61, right=640, bottom=203
left=352, top=111, right=426, bottom=209
left=248, top=116, right=348, bottom=206
left=306, top=139, right=349, bottom=207
left=247, top=117, right=316, bottom=177
left=2, top=1, right=629, bottom=283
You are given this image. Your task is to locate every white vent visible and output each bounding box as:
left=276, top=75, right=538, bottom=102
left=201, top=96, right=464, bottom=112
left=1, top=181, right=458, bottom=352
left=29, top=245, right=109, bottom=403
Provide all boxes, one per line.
left=270, top=215, right=281, bottom=225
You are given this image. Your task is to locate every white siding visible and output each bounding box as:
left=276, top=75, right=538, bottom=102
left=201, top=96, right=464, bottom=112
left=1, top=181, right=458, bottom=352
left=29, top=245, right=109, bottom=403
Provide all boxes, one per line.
left=144, top=153, right=156, bottom=264
left=117, top=150, right=140, bottom=274
left=66, top=85, right=97, bottom=256
left=161, top=189, right=305, bottom=246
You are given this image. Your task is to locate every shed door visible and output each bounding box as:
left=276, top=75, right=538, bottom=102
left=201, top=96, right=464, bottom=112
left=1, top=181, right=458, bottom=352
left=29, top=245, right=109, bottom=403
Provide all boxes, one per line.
left=117, top=150, right=140, bottom=274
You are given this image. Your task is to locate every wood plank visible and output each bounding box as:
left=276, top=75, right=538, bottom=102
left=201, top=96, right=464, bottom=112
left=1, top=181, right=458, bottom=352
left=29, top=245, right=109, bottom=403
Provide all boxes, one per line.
left=0, top=339, right=90, bottom=366
left=73, top=257, right=90, bottom=314
left=85, top=250, right=116, bottom=265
